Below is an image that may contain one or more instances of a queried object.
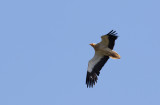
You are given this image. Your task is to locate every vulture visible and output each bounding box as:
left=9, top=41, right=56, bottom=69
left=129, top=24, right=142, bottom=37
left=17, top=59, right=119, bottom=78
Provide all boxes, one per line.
left=86, top=30, right=120, bottom=88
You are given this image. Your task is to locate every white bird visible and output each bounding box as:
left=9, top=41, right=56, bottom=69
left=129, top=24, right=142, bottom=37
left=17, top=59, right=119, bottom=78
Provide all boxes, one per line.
left=86, top=30, right=120, bottom=88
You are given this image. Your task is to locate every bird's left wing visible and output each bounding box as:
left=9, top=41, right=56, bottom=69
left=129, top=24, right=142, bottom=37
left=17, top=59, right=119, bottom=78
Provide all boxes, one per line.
left=100, top=30, right=118, bottom=50
left=86, top=52, right=109, bottom=88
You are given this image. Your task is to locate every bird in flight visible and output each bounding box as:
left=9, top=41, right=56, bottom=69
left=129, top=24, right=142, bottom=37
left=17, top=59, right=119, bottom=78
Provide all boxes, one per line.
left=86, top=30, right=120, bottom=88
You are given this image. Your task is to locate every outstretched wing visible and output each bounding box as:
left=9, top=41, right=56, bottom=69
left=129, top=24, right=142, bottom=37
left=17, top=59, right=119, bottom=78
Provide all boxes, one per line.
left=100, top=30, right=118, bottom=50
left=86, top=52, right=109, bottom=88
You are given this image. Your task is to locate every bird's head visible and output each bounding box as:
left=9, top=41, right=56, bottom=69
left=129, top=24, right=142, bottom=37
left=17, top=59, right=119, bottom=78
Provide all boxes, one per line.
left=89, top=43, right=96, bottom=47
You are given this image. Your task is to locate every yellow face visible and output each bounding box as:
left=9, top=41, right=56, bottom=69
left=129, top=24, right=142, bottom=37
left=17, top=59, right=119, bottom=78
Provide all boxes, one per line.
left=89, top=43, right=96, bottom=47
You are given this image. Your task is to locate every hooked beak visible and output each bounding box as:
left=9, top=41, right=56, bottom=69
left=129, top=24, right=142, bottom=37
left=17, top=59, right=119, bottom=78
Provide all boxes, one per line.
left=89, top=43, right=94, bottom=46
left=89, top=43, right=95, bottom=47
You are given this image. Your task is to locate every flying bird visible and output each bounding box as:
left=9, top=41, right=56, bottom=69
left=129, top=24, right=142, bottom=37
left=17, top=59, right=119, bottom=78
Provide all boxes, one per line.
left=86, top=30, right=120, bottom=88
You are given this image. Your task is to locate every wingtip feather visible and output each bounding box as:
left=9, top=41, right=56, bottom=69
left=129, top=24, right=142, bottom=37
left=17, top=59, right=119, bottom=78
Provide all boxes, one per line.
left=86, top=72, right=98, bottom=88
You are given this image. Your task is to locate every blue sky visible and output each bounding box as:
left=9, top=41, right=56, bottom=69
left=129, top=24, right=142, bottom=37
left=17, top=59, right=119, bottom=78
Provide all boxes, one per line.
left=0, top=0, right=160, bottom=105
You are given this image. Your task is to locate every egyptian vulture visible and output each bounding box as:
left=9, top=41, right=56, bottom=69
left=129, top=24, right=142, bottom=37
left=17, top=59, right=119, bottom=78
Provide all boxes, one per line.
left=86, top=30, right=120, bottom=88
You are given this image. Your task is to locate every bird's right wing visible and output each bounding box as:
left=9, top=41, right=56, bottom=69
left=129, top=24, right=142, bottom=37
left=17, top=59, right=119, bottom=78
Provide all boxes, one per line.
left=86, top=52, right=109, bottom=88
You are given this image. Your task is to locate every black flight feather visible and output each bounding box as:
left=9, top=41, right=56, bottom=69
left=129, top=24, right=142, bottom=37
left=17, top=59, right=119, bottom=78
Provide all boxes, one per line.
left=86, top=56, right=109, bottom=88
left=107, top=30, right=118, bottom=49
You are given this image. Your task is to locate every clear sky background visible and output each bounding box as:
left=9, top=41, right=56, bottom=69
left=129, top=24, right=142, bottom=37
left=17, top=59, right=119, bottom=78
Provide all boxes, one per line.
left=0, top=0, right=160, bottom=105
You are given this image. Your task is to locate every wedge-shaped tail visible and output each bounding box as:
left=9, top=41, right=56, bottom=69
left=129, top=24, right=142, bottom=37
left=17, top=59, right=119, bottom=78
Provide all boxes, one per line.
left=109, top=50, right=120, bottom=59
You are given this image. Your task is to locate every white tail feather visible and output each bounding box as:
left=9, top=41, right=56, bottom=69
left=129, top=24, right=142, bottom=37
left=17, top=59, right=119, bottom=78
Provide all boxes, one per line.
left=109, top=51, right=121, bottom=59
